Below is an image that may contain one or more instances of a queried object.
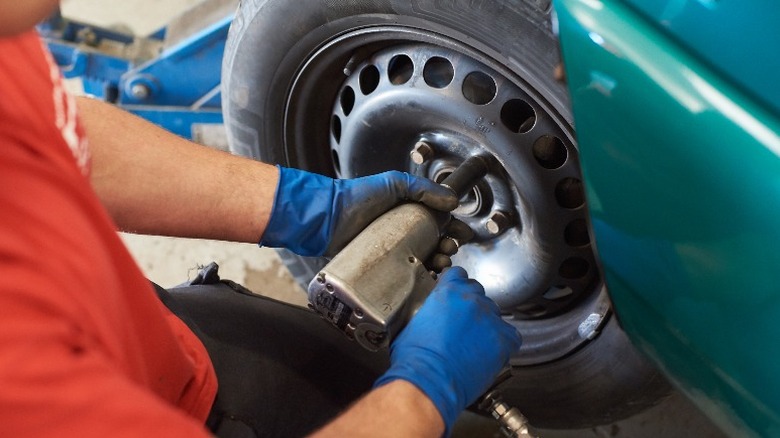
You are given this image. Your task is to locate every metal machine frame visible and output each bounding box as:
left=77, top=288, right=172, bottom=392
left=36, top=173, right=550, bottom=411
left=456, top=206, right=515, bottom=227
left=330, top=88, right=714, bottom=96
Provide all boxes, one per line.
left=39, top=0, right=236, bottom=143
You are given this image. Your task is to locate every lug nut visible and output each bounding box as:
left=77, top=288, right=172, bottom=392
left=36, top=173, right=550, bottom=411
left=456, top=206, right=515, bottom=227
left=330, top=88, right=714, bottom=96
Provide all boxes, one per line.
left=410, top=141, right=434, bottom=165
left=486, top=211, right=511, bottom=235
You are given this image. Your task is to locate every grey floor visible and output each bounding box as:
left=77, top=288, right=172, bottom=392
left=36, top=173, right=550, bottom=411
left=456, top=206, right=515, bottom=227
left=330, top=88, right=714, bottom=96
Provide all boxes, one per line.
left=61, top=1, right=728, bottom=436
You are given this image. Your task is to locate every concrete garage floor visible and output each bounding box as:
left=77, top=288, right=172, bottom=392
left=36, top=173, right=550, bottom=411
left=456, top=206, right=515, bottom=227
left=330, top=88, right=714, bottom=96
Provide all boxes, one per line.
left=60, top=1, right=728, bottom=437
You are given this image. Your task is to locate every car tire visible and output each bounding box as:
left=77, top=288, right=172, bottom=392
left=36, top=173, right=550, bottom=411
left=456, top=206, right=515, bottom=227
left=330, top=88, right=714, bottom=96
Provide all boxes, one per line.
left=222, top=0, right=671, bottom=429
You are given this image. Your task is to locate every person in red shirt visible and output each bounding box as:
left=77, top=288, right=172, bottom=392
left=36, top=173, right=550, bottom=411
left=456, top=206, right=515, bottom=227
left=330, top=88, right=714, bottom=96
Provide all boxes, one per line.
left=0, top=2, right=522, bottom=437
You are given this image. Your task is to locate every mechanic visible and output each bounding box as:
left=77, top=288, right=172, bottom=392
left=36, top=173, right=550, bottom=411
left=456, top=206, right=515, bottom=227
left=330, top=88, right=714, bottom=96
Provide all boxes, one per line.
left=0, top=1, right=521, bottom=437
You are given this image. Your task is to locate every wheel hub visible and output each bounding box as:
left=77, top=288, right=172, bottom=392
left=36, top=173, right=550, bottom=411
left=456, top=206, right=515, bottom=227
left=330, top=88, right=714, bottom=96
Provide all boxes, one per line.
left=331, top=42, right=598, bottom=309
left=288, top=30, right=606, bottom=365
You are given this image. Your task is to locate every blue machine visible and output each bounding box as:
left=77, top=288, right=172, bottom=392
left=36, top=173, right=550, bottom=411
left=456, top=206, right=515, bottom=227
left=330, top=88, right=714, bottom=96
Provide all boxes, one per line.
left=39, top=0, right=235, bottom=142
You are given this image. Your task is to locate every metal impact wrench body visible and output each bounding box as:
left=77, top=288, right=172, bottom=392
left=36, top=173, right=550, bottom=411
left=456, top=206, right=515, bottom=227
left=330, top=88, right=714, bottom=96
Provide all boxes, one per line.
left=307, top=156, right=488, bottom=351
left=307, top=156, right=536, bottom=436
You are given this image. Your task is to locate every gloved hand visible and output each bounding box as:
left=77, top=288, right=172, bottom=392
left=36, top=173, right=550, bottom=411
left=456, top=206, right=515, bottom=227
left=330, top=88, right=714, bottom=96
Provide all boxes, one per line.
left=260, top=166, right=458, bottom=257
left=374, top=267, right=522, bottom=434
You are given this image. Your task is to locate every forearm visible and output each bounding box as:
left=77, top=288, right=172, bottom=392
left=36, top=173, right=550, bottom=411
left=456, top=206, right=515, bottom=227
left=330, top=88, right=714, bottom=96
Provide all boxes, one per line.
left=310, top=380, right=444, bottom=438
left=78, top=97, right=278, bottom=242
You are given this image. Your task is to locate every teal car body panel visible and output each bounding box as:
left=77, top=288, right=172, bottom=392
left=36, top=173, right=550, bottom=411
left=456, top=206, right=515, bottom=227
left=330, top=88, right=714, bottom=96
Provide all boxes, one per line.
left=620, top=0, right=780, bottom=115
left=554, top=0, right=780, bottom=436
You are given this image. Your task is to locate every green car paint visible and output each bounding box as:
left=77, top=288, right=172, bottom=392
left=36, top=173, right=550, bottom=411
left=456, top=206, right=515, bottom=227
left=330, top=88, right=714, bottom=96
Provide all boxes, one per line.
left=554, top=0, right=780, bottom=436
left=620, top=0, right=780, bottom=115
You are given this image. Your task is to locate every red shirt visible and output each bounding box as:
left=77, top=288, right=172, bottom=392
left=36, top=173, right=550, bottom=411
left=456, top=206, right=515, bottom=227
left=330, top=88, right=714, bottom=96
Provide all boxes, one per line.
left=0, top=31, right=216, bottom=437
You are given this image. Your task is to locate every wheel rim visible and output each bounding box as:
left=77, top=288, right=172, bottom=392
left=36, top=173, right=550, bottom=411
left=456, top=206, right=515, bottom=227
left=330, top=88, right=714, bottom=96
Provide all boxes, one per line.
left=285, top=25, right=608, bottom=365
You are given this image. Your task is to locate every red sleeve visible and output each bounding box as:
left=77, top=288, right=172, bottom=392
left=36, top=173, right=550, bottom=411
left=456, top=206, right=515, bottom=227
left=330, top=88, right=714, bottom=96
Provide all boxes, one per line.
left=0, top=31, right=215, bottom=437
left=0, top=139, right=214, bottom=438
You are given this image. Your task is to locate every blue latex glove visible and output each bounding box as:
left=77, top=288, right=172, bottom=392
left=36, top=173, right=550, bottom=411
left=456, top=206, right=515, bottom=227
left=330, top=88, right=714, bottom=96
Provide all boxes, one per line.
left=260, top=166, right=458, bottom=257
left=374, top=267, right=522, bottom=434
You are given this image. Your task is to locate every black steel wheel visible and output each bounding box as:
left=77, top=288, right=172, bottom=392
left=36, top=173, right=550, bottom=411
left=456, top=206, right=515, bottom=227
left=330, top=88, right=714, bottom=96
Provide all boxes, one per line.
left=223, top=0, right=669, bottom=428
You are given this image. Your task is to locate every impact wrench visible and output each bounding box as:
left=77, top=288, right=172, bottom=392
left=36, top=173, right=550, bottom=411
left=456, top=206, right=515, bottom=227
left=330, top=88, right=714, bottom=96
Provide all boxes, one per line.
left=307, top=156, right=536, bottom=437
